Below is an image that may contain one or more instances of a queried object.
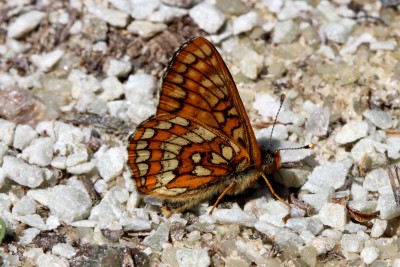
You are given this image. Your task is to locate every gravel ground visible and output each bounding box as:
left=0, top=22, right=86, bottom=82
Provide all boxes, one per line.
left=1, top=0, right=400, bottom=266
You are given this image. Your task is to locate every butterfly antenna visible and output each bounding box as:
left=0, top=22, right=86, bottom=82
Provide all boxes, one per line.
left=267, top=93, right=286, bottom=150
left=278, top=144, right=315, bottom=151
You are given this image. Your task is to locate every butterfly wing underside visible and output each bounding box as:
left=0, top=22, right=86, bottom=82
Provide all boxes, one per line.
left=128, top=37, right=261, bottom=214
left=158, top=37, right=261, bottom=164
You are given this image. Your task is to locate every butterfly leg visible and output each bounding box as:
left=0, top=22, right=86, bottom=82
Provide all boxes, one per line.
left=261, top=173, right=289, bottom=207
left=209, top=181, right=238, bottom=214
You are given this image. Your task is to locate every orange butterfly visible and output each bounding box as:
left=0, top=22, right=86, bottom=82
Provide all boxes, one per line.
left=128, top=37, right=305, bottom=216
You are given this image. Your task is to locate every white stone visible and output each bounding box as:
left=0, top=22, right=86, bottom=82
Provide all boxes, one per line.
left=89, top=187, right=128, bottom=224
left=370, top=39, right=397, bottom=51
left=19, top=228, right=40, bottom=245
left=377, top=185, right=400, bottom=220
left=130, top=0, right=160, bottom=20
left=360, top=246, right=379, bottom=264
left=341, top=234, right=364, bottom=253
left=125, top=73, right=156, bottom=103
left=311, top=236, right=336, bottom=255
left=0, top=168, right=6, bottom=189
left=335, top=121, right=368, bottom=144
left=345, top=221, right=367, bottom=233
left=99, top=76, right=124, bottom=102
left=94, top=179, right=108, bottom=193
left=7, top=11, right=46, bottom=38
left=238, top=47, right=264, bottom=80
left=176, top=248, right=210, bottom=267
left=387, top=137, right=400, bottom=159
left=264, top=0, right=283, bottom=13
left=371, top=219, right=387, bottom=238
left=363, top=109, right=392, bottom=129
left=76, top=91, right=107, bottom=116
left=212, top=204, right=257, bottom=227
left=300, top=191, right=331, bottom=211
left=51, top=156, right=67, bottom=169
left=148, top=4, right=187, bottom=23
left=189, top=2, right=225, bottom=34
left=3, top=156, right=44, bottom=188
left=351, top=138, right=382, bottom=165
left=322, top=19, right=355, bottom=44
left=68, top=69, right=101, bottom=99
left=21, top=137, right=54, bottom=167
left=255, top=221, right=303, bottom=247
left=285, top=217, right=323, bottom=235
left=23, top=248, right=44, bottom=262
left=350, top=183, right=368, bottom=201
left=66, top=159, right=97, bottom=175
left=29, top=185, right=92, bottom=222
left=88, top=6, right=130, bottom=27
left=233, top=11, right=258, bottom=35
left=66, top=148, right=88, bottom=167
left=258, top=201, right=289, bottom=227
left=142, top=222, right=169, bottom=250
left=30, top=49, right=64, bottom=72
left=347, top=200, right=377, bottom=213
left=52, top=243, right=76, bottom=259
left=302, top=158, right=352, bottom=193
left=0, top=119, right=16, bottom=146
left=127, top=20, right=167, bottom=38
left=46, top=215, right=61, bottom=230
left=273, top=20, right=299, bottom=44
left=14, top=214, right=47, bottom=231
left=236, top=240, right=263, bottom=263
left=97, top=146, right=126, bottom=181
left=126, top=190, right=140, bottom=214
left=363, top=168, right=390, bottom=192
left=120, top=214, right=151, bottom=231
left=12, top=195, right=36, bottom=216
left=13, top=124, right=38, bottom=150
left=35, top=253, right=69, bottom=267
left=106, top=59, right=132, bottom=78
left=319, top=203, right=347, bottom=231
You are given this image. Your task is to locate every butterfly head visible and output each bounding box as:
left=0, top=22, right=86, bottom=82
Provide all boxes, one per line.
left=262, top=149, right=282, bottom=174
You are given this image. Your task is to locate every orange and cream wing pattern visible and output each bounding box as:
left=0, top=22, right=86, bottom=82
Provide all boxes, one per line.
left=157, top=37, right=261, bottom=166
left=128, top=114, right=250, bottom=198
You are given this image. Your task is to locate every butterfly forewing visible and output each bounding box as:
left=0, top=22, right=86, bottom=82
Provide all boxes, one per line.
left=128, top=114, right=250, bottom=198
left=158, top=37, right=261, bottom=166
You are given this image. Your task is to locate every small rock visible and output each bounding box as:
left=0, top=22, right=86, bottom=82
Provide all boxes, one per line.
left=212, top=204, right=257, bottom=227
left=130, top=0, right=160, bottom=20
left=89, top=187, right=128, bottom=224
left=68, top=69, right=101, bottom=99
left=19, top=228, right=40, bottom=245
left=360, top=246, right=379, bottom=264
left=125, top=73, right=156, bottom=103
left=148, top=4, right=187, bottom=23
left=13, top=124, right=38, bottom=150
left=13, top=214, right=47, bottom=231
left=127, top=20, right=167, bottom=38
left=371, top=219, right=387, bottom=238
left=12, top=195, right=36, bottom=216
left=51, top=156, right=67, bottom=170
left=235, top=239, right=263, bottom=263
left=30, top=49, right=65, bottom=72
left=21, top=137, right=54, bottom=167
left=0, top=119, right=16, bottom=146
left=387, top=137, right=400, bottom=159
left=3, top=156, right=44, bottom=188
left=161, top=0, right=193, bottom=8
left=350, top=183, right=368, bottom=201
left=233, top=11, right=258, bottom=35
left=7, top=11, right=46, bottom=38
left=377, top=185, right=400, bottom=219
left=35, top=253, right=69, bottom=267
left=258, top=201, right=289, bottom=227
left=301, top=191, right=331, bottom=211
left=120, top=215, right=151, bottom=231
left=255, top=221, right=303, bottom=247
left=285, top=217, right=324, bottom=235
left=66, top=148, right=88, bottom=167
left=108, top=0, right=132, bottom=12
left=237, top=47, right=264, bottom=80
left=189, top=2, right=225, bottom=34
left=106, top=59, right=132, bottom=78
left=0, top=143, right=7, bottom=165
left=176, top=248, right=210, bottom=267
left=319, top=203, right=347, bottom=231
left=67, top=159, right=97, bottom=175
left=302, top=158, right=352, bottom=193
left=273, top=20, right=299, bottom=44
left=52, top=243, right=76, bottom=259
left=345, top=221, right=367, bottom=233
left=96, top=147, right=126, bottom=181
left=335, top=121, right=368, bottom=145
left=363, top=168, right=390, bottom=192
left=29, top=185, right=92, bottom=222
left=341, top=234, right=364, bottom=253
left=94, top=179, right=108, bottom=193
left=76, top=91, right=107, bottom=116
left=311, top=236, right=336, bottom=255
left=88, top=6, right=130, bottom=27
left=46, top=215, right=60, bottom=230
left=305, top=107, right=330, bottom=137
left=363, top=109, right=392, bottom=129
left=322, top=19, right=355, bottom=44
left=143, top=223, right=170, bottom=251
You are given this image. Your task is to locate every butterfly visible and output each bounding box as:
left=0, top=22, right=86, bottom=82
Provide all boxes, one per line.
left=127, top=37, right=308, bottom=216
